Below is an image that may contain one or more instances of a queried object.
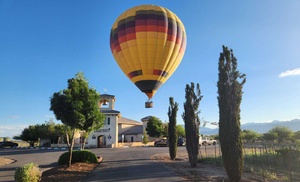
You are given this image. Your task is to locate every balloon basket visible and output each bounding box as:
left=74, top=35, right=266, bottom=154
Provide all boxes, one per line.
left=145, top=101, right=153, bottom=108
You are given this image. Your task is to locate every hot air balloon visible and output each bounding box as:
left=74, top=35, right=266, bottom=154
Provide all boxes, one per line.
left=110, top=4, right=186, bottom=108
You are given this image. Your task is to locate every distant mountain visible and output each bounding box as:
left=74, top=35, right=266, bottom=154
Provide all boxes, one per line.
left=200, top=119, right=300, bottom=135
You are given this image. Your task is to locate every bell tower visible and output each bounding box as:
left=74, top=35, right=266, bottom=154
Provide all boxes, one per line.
left=99, top=94, right=115, bottom=110
left=92, top=94, right=120, bottom=148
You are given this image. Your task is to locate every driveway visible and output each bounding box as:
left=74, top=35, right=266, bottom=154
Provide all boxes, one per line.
left=0, top=148, right=66, bottom=182
left=83, top=147, right=185, bottom=181
left=0, top=146, right=186, bottom=182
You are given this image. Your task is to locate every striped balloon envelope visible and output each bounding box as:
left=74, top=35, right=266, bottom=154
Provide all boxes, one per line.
left=110, top=4, right=186, bottom=107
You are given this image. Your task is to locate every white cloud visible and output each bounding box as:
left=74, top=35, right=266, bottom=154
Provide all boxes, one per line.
left=0, top=125, right=27, bottom=138
left=279, top=68, right=300, bottom=78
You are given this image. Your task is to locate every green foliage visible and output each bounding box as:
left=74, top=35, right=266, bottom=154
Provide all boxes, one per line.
left=168, top=97, right=179, bottom=160
left=262, top=132, right=278, bottom=142
left=162, top=123, right=169, bottom=137
left=294, top=131, right=300, bottom=140
left=14, top=163, right=41, bottom=182
left=142, top=130, right=149, bottom=144
left=198, top=156, right=224, bottom=166
left=176, top=125, right=185, bottom=137
left=50, top=72, right=105, bottom=166
left=146, top=116, right=164, bottom=138
left=18, top=125, right=39, bottom=147
left=15, top=119, right=67, bottom=147
left=217, top=45, right=246, bottom=182
left=241, top=130, right=261, bottom=142
left=269, top=126, right=293, bottom=143
left=50, top=72, right=105, bottom=132
left=58, top=150, right=98, bottom=165
left=275, top=147, right=300, bottom=158
left=182, top=82, right=202, bottom=167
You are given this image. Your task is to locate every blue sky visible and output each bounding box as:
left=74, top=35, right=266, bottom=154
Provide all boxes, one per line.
left=1, top=1, right=299, bottom=138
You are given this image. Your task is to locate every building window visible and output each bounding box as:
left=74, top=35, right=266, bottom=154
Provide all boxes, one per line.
left=107, top=117, right=110, bottom=125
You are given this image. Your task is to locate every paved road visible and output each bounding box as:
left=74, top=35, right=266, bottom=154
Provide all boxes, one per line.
left=0, top=146, right=186, bottom=182
left=0, top=148, right=66, bottom=182
left=83, top=147, right=185, bottom=182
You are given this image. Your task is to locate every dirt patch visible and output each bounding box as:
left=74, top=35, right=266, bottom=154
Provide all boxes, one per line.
left=41, top=162, right=98, bottom=182
left=151, top=151, right=264, bottom=182
left=0, top=157, right=15, bottom=167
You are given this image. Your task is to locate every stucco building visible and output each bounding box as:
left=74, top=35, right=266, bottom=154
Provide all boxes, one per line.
left=86, top=94, right=144, bottom=148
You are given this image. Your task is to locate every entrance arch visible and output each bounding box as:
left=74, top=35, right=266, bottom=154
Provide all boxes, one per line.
left=97, top=135, right=106, bottom=148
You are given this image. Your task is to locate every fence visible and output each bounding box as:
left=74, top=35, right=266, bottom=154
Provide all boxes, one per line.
left=199, top=143, right=300, bottom=181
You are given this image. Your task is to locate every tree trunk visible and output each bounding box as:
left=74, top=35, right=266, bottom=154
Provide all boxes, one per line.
left=65, top=126, right=70, bottom=148
left=81, top=137, right=86, bottom=151
left=68, top=128, right=76, bottom=167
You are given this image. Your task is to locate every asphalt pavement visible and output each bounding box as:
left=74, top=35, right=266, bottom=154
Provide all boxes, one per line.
left=82, top=147, right=185, bottom=182
left=0, top=147, right=186, bottom=182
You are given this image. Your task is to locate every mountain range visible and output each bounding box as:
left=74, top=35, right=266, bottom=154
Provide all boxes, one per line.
left=200, top=119, right=300, bottom=135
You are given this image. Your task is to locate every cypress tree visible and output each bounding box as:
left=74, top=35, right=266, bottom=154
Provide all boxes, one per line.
left=217, top=46, right=246, bottom=181
left=182, top=83, right=202, bottom=167
left=168, top=97, right=179, bottom=160
left=142, top=130, right=149, bottom=145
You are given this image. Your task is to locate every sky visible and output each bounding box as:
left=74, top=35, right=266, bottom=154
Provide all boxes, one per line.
left=0, top=1, right=299, bottom=138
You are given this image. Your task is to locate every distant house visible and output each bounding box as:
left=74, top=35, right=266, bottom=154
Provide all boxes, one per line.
left=118, top=117, right=143, bottom=143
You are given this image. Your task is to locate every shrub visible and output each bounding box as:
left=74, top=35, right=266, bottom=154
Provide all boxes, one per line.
left=58, top=150, right=98, bottom=165
left=14, top=163, right=41, bottom=182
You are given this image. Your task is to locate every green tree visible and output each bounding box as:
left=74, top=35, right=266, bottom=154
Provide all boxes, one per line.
left=162, top=122, right=169, bottom=137
left=14, top=121, right=66, bottom=147
left=146, top=116, right=164, bottom=138
left=294, top=131, right=300, bottom=140
left=218, top=46, right=246, bottom=182
left=241, top=130, right=261, bottom=143
left=50, top=72, right=105, bottom=167
left=262, top=132, right=278, bottom=142
left=53, top=123, right=66, bottom=143
left=176, top=125, right=185, bottom=137
left=39, top=119, right=65, bottom=144
left=168, top=97, right=179, bottom=160
left=142, top=130, right=149, bottom=145
left=269, top=126, right=293, bottom=143
left=17, top=125, right=39, bottom=147
left=182, top=82, right=202, bottom=167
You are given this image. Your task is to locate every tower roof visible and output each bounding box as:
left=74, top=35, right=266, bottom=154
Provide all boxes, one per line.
left=100, top=94, right=115, bottom=98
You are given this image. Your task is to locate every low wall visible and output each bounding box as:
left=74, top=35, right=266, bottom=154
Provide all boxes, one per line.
left=50, top=144, right=80, bottom=148
left=121, top=142, right=154, bottom=147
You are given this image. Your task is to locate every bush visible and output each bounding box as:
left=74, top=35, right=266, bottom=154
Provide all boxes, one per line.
left=14, top=163, right=41, bottom=182
left=58, top=150, right=98, bottom=165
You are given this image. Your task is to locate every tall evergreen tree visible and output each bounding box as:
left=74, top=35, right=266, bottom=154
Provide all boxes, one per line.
left=182, top=82, right=202, bottom=167
left=142, top=130, right=149, bottom=145
left=168, top=97, right=179, bottom=160
left=218, top=46, right=246, bottom=181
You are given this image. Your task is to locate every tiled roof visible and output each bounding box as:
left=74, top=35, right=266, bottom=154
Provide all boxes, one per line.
left=120, top=125, right=143, bottom=135
left=118, top=117, right=142, bottom=125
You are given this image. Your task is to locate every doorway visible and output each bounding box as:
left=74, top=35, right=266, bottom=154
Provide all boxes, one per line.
left=97, top=135, right=106, bottom=148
